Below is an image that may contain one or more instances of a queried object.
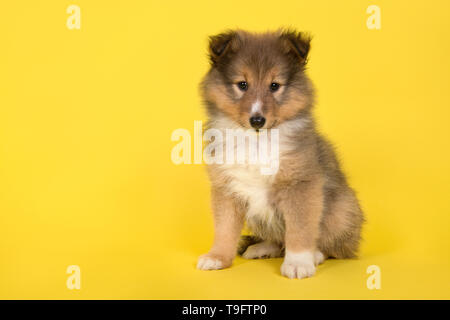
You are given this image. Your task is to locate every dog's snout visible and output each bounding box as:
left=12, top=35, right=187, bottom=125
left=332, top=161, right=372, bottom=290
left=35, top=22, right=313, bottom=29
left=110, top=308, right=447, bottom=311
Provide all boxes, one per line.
left=249, top=116, right=266, bottom=129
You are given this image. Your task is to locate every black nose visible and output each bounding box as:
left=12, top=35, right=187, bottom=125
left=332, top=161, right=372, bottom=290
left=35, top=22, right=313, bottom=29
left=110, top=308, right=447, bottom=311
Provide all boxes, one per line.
left=249, top=116, right=266, bottom=129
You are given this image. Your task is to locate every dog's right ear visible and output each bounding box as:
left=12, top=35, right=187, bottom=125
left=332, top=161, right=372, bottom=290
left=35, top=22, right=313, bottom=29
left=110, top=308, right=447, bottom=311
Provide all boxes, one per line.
left=208, top=31, right=238, bottom=65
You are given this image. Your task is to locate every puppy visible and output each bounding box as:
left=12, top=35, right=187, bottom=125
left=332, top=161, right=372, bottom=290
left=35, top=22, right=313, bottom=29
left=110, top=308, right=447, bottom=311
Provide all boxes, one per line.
left=197, top=29, right=364, bottom=279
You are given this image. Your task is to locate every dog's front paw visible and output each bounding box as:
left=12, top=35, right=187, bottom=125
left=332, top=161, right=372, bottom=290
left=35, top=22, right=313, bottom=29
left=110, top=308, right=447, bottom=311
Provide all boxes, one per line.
left=197, top=253, right=231, bottom=270
left=280, top=250, right=316, bottom=279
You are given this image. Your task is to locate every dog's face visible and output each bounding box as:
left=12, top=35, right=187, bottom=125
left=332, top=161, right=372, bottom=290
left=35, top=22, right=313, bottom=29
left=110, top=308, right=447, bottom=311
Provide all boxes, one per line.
left=202, top=30, right=314, bottom=130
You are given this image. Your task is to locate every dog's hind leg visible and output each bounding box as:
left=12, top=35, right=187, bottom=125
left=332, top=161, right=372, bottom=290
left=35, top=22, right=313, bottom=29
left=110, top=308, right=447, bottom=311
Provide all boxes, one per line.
left=237, top=235, right=262, bottom=256
left=241, top=240, right=283, bottom=259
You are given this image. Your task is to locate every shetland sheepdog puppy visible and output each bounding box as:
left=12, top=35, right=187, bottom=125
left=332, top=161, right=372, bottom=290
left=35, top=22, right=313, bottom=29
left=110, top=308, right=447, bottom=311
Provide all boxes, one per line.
left=197, top=29, right=364, bottom=279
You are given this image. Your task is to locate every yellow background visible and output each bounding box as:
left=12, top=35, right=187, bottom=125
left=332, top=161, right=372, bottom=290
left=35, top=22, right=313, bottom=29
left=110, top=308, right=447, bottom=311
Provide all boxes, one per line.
left=1, top=0, right=449, bottom=299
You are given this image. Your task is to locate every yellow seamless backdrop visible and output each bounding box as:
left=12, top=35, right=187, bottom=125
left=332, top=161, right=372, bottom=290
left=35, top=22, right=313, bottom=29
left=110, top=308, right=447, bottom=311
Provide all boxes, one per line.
left=0, top=0, right=449, bottom=299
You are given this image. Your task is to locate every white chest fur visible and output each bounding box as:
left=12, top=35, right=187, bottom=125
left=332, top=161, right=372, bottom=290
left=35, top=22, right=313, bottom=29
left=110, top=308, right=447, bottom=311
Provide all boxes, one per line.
left=223, top=162, right=276, bottom=221
left=209, top=116, right=308, bottom=221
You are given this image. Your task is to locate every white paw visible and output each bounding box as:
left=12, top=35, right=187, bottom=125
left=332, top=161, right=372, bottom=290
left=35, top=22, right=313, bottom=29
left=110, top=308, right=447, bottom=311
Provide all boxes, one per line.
left=242, top=241, right=282, bottom=259
left=280, top=250, right=316, bottom=279
left=197, top=255, right=224, bottom=270
left=314, top=251, right=325, bottom=266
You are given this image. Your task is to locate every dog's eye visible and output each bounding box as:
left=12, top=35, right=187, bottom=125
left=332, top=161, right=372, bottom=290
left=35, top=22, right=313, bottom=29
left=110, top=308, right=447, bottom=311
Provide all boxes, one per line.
left=270, top=82, right=281, bottom=92
left=236, top=81, right=248, bottom=91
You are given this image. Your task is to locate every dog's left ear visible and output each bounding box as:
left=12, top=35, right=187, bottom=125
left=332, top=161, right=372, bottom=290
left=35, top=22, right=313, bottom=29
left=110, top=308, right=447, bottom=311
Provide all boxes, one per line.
left=280, top=30, right=312, bottom=65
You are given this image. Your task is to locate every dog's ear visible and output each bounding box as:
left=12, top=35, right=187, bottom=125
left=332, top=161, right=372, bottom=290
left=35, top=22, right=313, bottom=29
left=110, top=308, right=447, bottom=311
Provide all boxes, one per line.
left=280, top=30, right=312, bottom=65
left=208, top=31, right=239, bottom=65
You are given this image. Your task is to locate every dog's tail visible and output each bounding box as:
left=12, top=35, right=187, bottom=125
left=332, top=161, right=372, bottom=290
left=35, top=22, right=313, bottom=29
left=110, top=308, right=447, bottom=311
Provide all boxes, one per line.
left=237, top=235, right=262, bottom=255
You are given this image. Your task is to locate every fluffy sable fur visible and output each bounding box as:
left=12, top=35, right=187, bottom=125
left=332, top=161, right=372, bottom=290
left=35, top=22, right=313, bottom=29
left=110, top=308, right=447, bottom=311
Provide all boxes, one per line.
left=197, top=29, right=364, bottom=279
